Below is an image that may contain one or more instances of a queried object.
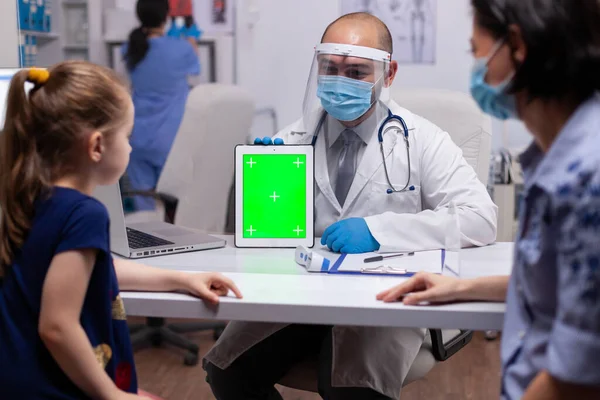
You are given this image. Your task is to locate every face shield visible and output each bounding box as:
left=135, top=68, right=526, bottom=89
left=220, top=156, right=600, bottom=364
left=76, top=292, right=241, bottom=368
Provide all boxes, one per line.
left=302, top=43, right=392, bottom=140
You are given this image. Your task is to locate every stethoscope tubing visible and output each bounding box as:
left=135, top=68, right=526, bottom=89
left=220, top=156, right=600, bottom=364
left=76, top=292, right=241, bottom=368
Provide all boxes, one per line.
left=311, top=107, right=414, bottom=194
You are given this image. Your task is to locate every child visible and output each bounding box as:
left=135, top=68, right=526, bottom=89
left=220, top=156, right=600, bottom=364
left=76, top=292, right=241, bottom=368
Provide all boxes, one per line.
left=0, top=62, right=242, bottom=399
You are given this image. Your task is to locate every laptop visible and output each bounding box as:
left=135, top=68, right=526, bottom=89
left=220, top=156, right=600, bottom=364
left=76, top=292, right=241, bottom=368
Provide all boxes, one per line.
left=0, top=69, right=31, bottom=129
left=93, top=183, right=226, bottom=258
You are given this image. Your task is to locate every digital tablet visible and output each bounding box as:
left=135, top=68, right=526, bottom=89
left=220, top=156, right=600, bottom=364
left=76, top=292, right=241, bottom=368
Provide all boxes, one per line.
left=235, top=145, right=314, bottom=248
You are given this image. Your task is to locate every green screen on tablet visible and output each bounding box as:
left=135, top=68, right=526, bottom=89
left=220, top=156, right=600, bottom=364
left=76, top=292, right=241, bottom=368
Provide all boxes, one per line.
left=242, top=154, right=307, bottom=239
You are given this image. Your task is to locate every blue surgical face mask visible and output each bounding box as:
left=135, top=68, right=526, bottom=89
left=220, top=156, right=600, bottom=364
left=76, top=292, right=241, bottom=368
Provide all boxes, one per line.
left=317, top=75, right=374, bottom=121
left=470, top=41, right=518, bottom=120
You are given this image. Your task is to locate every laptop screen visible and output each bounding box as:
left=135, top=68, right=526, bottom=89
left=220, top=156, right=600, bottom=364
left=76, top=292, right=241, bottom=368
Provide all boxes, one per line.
left=0, top=69, right=33, bottom=130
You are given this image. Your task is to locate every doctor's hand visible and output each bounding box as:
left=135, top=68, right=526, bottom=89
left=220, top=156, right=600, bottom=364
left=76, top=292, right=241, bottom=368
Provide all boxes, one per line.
left=377, top=273, right=466, bottom=305
left=253, top=136, right=284, bottom=145
left=321, top=218, right=380, bottom=254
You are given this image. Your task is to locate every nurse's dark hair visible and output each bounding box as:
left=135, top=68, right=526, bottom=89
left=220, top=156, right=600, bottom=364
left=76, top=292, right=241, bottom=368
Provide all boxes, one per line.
left=472, top=0, right=600, bottom=101
left=125, top=0, right=170, bottom=71
left=0, top=61, right=130, bottom=274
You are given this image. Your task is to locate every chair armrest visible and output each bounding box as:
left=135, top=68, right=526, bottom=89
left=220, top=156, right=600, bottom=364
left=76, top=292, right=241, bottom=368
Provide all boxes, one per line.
left=429, top=329, right=473, bottom=361
left=121, top=190, right=179, bottom=224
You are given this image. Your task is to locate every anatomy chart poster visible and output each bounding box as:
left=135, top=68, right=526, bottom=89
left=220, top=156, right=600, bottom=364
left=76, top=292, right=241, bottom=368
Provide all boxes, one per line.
left=341, top=0, right=437, bottom=64
left=193, top=0, right=234, bottom=33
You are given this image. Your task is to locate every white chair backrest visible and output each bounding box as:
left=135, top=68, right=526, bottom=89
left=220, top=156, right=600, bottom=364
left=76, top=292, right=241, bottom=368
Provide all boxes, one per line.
left=391, top=88, right=493, bottom=185
left=157, top=84, right=255, bottom=233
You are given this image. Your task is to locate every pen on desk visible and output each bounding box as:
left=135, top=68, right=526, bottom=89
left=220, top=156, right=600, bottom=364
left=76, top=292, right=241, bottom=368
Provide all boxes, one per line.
left=363, top=252, right=415, bottom=264
left=360, top=266, right=410, bottom=274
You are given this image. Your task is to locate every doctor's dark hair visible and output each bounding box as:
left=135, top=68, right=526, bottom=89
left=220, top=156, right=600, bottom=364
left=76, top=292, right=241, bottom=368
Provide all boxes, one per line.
left=472, top=0, right=600, bottom=102
left=0, top=61, right=130, bottom=274
left=125, top=0, right=170, bottom=71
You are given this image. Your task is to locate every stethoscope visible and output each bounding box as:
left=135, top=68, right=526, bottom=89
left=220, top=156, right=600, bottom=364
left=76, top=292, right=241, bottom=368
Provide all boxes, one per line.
left=311, top=107, right=415, bottom=194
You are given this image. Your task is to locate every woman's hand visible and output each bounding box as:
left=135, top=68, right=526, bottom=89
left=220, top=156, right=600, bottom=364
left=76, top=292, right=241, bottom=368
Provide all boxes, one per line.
left=376, top=272, right=468, bottom=305
left=184, top=272, right=243, bottom=305
left=115, top=392, right=151, bottom=400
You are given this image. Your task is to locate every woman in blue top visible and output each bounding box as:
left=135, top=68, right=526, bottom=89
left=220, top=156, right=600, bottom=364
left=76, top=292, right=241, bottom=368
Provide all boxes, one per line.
left=378, top=0, right=600, bottom=399
left=123, top=0, right=201, bottom=211
left=0, top=62, right=241, bottom=399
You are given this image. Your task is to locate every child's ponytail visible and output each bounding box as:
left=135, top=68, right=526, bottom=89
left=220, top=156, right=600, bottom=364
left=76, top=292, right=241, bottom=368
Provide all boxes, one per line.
left=0, top=70, right=51, bottom=274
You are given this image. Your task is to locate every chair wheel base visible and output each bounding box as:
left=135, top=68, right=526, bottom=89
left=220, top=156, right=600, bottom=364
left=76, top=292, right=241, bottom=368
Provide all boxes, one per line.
left=184, top=353, right=199, bottom=366
left=129, top=318, right=225, bottom=366
left=151, top=335, right=163, bottom=347
left=213, top=327, right=225, bottom=341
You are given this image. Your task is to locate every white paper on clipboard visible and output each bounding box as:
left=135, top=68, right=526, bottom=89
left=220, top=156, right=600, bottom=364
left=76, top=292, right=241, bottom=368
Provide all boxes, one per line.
left=333, top=250, right=445, bottom=274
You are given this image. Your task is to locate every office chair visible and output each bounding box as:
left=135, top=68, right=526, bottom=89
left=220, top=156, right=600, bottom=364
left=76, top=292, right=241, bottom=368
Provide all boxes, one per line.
left=122, top=84, right=255, bottom=366
left=278, top=88, right=494, bottom=393
left=395, top=88, right=499, bottom=348
left=279, top=329, right=473, bottom=393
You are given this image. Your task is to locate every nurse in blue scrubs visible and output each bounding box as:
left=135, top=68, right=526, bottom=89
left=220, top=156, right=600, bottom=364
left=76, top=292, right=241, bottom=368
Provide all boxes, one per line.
left=122, top=0, right=201, bottom=210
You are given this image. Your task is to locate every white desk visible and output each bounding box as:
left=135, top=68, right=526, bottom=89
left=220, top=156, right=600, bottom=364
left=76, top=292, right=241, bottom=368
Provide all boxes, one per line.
left=121, top=239, right=513, bottom=331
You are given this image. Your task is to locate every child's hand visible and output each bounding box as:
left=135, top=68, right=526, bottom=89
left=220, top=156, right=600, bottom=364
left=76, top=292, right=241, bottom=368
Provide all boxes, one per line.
left=184, top=272, right=243, bottom=304
left=115, top=391, right=151, bottom=400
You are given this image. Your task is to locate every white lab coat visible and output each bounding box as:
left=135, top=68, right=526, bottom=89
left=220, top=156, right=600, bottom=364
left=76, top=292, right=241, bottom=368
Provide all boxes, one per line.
left=204, top=101, right=498, bottom=399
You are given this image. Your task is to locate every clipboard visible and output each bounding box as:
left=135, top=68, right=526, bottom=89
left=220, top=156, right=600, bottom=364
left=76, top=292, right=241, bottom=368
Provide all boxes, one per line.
left=296, top=247, right=445, bottom=277
left=327, top=251, right=445, bottom=277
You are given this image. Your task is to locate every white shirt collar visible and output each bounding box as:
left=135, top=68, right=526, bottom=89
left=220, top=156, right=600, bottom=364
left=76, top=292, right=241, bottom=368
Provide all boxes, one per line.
left=326, top=107, right=380, bottom=148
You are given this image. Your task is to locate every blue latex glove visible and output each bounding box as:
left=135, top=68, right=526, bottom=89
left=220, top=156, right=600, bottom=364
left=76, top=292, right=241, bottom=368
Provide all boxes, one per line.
left=253, top=137, right=284, bottom=145
left=321, top=218, right=380, bottom=254
left=183, top=23, right=203, bottom=40
left=167, top=24, right=184, bottom=38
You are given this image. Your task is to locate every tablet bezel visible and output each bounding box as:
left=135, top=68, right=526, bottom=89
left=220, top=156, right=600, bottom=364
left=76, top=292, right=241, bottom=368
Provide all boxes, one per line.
left=235, top=144, right=315, bottom=248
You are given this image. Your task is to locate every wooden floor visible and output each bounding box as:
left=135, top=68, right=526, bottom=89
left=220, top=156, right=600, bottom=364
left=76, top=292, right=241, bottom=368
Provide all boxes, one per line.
left=133, top=319, right=501, bottom=400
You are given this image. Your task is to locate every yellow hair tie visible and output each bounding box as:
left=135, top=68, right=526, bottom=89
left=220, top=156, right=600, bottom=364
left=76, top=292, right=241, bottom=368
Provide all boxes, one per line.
left=27, top=68, right=50, bottom=85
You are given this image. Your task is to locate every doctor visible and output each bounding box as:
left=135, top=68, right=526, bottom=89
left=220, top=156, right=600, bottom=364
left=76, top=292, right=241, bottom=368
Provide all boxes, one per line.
left=261, top=12, right=497, bottom=254
left=204, top=12, right=497, bottom=400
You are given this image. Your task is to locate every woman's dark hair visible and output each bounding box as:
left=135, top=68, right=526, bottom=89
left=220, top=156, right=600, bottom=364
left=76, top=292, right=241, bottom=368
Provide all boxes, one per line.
left=125, top=0, right=170, bottom=71
left=472, top=0, right=600, bottom=102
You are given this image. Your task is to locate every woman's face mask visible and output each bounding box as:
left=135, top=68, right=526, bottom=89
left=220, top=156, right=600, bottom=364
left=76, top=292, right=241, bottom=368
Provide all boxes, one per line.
left=470, top=39, right=518, bottom=120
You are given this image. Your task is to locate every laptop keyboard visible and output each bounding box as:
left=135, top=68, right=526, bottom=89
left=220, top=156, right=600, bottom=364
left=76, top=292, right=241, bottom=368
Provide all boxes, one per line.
left=126, top=227, right=174, bottom=249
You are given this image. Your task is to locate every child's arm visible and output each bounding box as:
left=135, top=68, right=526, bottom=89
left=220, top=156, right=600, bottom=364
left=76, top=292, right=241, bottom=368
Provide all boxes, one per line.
left=114, top=258, right=242, bottom=304
left=39, top=250, right=142, bottom=400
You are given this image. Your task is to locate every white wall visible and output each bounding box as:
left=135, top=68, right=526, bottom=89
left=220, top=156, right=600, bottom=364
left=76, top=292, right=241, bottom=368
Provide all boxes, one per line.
left=392, top=0, right=471, bottom=93
left=235, top=0, right=339, bottom=134
left=233, top=0, right=531, bottom=149
left=0, top=0, right=20, bottom=68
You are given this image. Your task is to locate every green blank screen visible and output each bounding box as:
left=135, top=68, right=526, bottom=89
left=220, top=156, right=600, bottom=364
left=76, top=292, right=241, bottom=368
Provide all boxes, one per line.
left=243, top=154, right=307, bottom=239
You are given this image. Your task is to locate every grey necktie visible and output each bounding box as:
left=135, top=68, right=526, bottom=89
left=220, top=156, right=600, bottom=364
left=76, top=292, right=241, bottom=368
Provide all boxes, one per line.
left=335, top=129, right=361, bottom=206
